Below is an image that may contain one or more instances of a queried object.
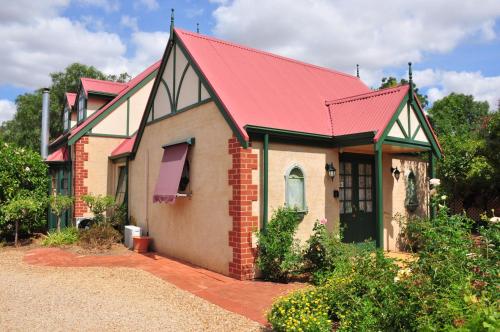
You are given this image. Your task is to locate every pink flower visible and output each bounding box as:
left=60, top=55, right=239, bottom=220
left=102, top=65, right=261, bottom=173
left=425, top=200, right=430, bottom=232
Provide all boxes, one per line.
left=319, top=218, right=328, bottom=225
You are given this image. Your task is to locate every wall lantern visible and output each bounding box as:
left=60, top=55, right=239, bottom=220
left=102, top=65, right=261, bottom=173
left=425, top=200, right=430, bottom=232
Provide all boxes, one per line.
left=390, top=167, right=401, bottom=181
left=325, top=162, right=336, bottom=181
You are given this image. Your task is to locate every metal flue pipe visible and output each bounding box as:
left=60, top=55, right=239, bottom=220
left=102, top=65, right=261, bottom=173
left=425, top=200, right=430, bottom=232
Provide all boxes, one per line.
left=41, top=88, right=50, bottom=159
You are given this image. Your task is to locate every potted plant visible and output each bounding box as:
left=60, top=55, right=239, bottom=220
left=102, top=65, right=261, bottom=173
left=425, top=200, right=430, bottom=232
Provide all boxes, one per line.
left=132, top=236, right=151, bottom=253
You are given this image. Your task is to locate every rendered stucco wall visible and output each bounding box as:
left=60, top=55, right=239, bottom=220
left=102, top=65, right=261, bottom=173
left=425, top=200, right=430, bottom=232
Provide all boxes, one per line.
left=251, top=142, right=340, bottom=242
left=382, top=154, right=429, bottom=251
left=128, top=101, right=234, bottom=275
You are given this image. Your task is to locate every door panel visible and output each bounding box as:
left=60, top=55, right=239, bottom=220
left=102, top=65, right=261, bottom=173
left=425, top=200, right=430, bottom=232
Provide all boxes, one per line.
left=339, top=154, right=376, bottom=243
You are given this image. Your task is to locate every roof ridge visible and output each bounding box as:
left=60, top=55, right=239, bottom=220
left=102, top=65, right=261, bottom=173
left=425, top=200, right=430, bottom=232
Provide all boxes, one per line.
left=81, top=77, right=129, bottom=86
left=326, top=84, right=408, bottom=105
left=175, top=28, right=360, bottom=81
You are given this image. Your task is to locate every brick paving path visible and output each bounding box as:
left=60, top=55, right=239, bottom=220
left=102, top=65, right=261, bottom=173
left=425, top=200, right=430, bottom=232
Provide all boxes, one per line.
left=23, top=248, right=302, bottom=325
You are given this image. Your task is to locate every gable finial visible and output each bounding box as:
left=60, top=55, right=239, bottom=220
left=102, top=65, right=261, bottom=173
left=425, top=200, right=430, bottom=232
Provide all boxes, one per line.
left=196, top=23, right=199, bottom=33
left=408, top=62, right=414, bottom=103
left=356, top=64, right=360, bottom=78
left=170, top=8, right=175, bottom=36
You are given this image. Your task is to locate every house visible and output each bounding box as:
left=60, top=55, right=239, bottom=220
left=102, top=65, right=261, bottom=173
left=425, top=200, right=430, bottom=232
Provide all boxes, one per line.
left=46, top=61, right=160, bottom=228
left=123, top=26, right=441, bottom=281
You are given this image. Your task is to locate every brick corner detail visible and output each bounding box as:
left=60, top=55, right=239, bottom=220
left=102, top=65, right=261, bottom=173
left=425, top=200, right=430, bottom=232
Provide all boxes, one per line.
left=73, top=136, right=89, bottom=218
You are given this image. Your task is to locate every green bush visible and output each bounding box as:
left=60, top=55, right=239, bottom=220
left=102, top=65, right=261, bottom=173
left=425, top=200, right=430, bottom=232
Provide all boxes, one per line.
left=79, top=224, right=122, bottom=250
left=42, top=227, right=79, bottom=246
left=255, top=206, right=302, bottom=282
left=268, top=288, right=331, bottom=332
left=0, top=141, right=49, bottom=241
left=81, top=194, right=115, bottom=225
left=1, top=195, right=46, bottom=246
left=49, top=194, right=73, bottom=231
left=270, top=207, right=500, bottom=331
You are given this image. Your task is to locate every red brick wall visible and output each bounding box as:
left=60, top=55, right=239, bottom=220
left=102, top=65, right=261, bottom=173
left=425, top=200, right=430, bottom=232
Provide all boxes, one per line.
left=73, top=136, right=89, bottom=217
left=228, top=137, right=259, bottom=280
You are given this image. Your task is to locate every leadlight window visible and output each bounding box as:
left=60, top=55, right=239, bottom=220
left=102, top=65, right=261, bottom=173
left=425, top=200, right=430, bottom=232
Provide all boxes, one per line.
left=63, top=105, right=69, bottom=131
left=285, top=165, right=306, bottom=212
left=405, top=170, right=418, bottom=212
left=358, top=163, right=373, bottom=213
left=115, top=166, right=127, bottom=207
left=339, top=162, right=352, bottom=214
left=78, top=92, right=86, bottom=122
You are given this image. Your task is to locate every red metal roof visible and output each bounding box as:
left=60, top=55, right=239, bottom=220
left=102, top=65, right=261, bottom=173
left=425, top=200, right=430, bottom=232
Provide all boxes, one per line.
left=175, top=28, right=371, bottom=139
left=70, top=60, right=161, bottom=140
left=80, top=78, right=128, bottom=97
left=46, top=146, right=69, bottom=162
left=111, top=134, right=136, bottom=158
left=325, top=85, right=409, bottom=140
left=65, top=92, right=76, bottom=108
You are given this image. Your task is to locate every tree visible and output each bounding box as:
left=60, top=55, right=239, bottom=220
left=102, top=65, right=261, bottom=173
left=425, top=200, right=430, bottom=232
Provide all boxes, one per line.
left=0, top=140, right=49, bottom=241
left=379, top=77, right=429, bottom=108
left=2, top=196, right=43, bottom=246
left=0, top=63, right=130, bottom=151
left=427, top=93, right=496, bottom=208
left=49, top=195, right=74, bottom=231
left=81, top=194, right=115, bottom=224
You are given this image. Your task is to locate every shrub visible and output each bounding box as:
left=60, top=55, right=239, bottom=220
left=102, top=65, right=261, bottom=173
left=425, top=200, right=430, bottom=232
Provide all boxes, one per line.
left=255, top=206, right=301, bottom=282
left=79, top=224, right=122, bottom=250
left=42, top=227, right=79, bottom=246
left=0, top=141, right=48, bottom=241
left=49, top=194, right=73, bottom=231
left=1, top=195, right=46, bottom=246
left=81, top=194, right=115, bottom=224
left=268, top=288, right=331, bottom=332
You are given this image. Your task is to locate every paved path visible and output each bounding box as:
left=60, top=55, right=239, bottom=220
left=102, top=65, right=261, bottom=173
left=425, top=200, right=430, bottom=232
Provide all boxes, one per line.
left=24, top=248, right=302, bottom=325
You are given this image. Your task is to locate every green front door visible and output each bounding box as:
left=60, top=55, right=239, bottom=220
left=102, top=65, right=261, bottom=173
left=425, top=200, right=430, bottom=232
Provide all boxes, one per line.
left=48, top=165, right=72, bottom=230
left=339, top=153, right=376, bottom=243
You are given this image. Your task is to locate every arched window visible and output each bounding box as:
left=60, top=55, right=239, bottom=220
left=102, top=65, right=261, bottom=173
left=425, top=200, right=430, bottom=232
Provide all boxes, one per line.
left=285, top=165, right=306, bottom=212
left=405, top=170, right=419, bottom=212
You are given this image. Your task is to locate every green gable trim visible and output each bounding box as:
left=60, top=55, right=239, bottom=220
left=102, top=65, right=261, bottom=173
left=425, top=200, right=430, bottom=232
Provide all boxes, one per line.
left=411, top=124, right=421, bottom=140
left=175, top=34, right=248, bottom=149
left=87, top=133, right=129, bottom=139
left=68, top=68, right=158, bottom=146
left=88, top=91, right=117, bottom=98
left=375, top=93, right=442, bottom=158
left=126, top=98, right=130, bottom=136
left=174, top=63, right=190, bottom=109
left=160, top=78, right=174, bottom=112
left=396, top=119, right=408, bottom=138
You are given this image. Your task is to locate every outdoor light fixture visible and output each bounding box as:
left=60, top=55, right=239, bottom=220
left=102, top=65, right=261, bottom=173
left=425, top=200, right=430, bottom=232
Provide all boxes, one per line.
left=391, top=167, right=401, bottom=181
left=325, top=162, right=336, bottom=181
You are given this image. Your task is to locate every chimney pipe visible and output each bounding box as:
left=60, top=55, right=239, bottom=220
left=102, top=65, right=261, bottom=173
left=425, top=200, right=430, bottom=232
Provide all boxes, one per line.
left=41, top=88, right=50, bottom=159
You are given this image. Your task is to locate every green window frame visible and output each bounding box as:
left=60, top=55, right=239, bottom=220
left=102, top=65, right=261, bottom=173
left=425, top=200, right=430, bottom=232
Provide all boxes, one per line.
left=285, top=165, right=307, bottom=213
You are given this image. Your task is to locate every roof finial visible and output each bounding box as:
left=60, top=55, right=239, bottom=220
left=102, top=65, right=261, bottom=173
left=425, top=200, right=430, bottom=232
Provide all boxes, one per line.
left=196, top=23, right=199, bottom=33
left=170, top=8, right=175, bottom=36
left=408, top=62, right=414, bottom=104
left=356, top=64, right=360, bottom=78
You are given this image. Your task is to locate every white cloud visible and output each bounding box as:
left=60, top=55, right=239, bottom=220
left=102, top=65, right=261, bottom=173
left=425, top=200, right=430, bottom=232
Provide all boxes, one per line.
left=0, top=99, right=16, bottom=124
left=77, top=0, right=120, bottom=12
left=0, top=1, right=166, bottom=89
left=414, top=69, right=500, bottom=110
left=121, top=15, right=139, bottom=32
left=212, top=0, right=500, bottom=87
left=135, top=0, right=159, bottom=11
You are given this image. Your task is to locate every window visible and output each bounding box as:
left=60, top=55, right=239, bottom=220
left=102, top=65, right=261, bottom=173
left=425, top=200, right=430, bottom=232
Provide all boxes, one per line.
left=178, top=160, right=190, bottom=192
left=405, top=170, right=418, bottom=212
left=78, top=93, right=86, bottom=122
left=115, top=166, right=127, bottom=207
left=285, top=165, right=306, bottom=212
left=63, top=105, right=69, bottom=131
left=358, top=163, right=373, bottom=213
left=339, top=162, right=352, bottom=214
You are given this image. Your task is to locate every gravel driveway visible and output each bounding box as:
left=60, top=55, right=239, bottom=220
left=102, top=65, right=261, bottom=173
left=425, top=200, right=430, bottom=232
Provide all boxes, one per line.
left=0, top=247, right=261, bottom=332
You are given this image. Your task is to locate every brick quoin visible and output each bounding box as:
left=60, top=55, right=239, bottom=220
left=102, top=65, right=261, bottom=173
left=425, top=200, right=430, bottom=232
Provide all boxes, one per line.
left=228, top=136, right=259, bottom=280
left=73, top=137, right=89, bottom=218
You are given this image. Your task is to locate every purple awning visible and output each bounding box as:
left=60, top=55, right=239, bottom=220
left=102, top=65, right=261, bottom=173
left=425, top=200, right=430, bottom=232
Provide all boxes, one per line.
left=153, top=143, right=188, bottom=204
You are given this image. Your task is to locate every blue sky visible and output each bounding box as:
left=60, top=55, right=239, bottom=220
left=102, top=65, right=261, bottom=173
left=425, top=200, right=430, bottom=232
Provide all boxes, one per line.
left=1, top=0, right=499, bottom=123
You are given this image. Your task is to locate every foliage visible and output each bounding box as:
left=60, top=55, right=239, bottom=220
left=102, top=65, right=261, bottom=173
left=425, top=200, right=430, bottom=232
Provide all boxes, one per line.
left=81, top=194, right=115, bottom=225
left=268, top=288, right=331, bottom=332
left=255, top=207, right=302, bottom=282
left=42, top=227, right=79, bottom=247
left=109, top=203, right=128, bottom=229
left=270, top=208, right=500, bottom=331
left=0, top=63, right=130, bottom=151
left=0, top=141, right=49, bottom=241
left=427, top=93, right=498, bottom=209
left=79, top=224, right=122, bottom=250
left=49, top=195, right=74, bottom=231
left=1, top=196, right=45, bottom=246
left=379, top=76, right=428, bottom=108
